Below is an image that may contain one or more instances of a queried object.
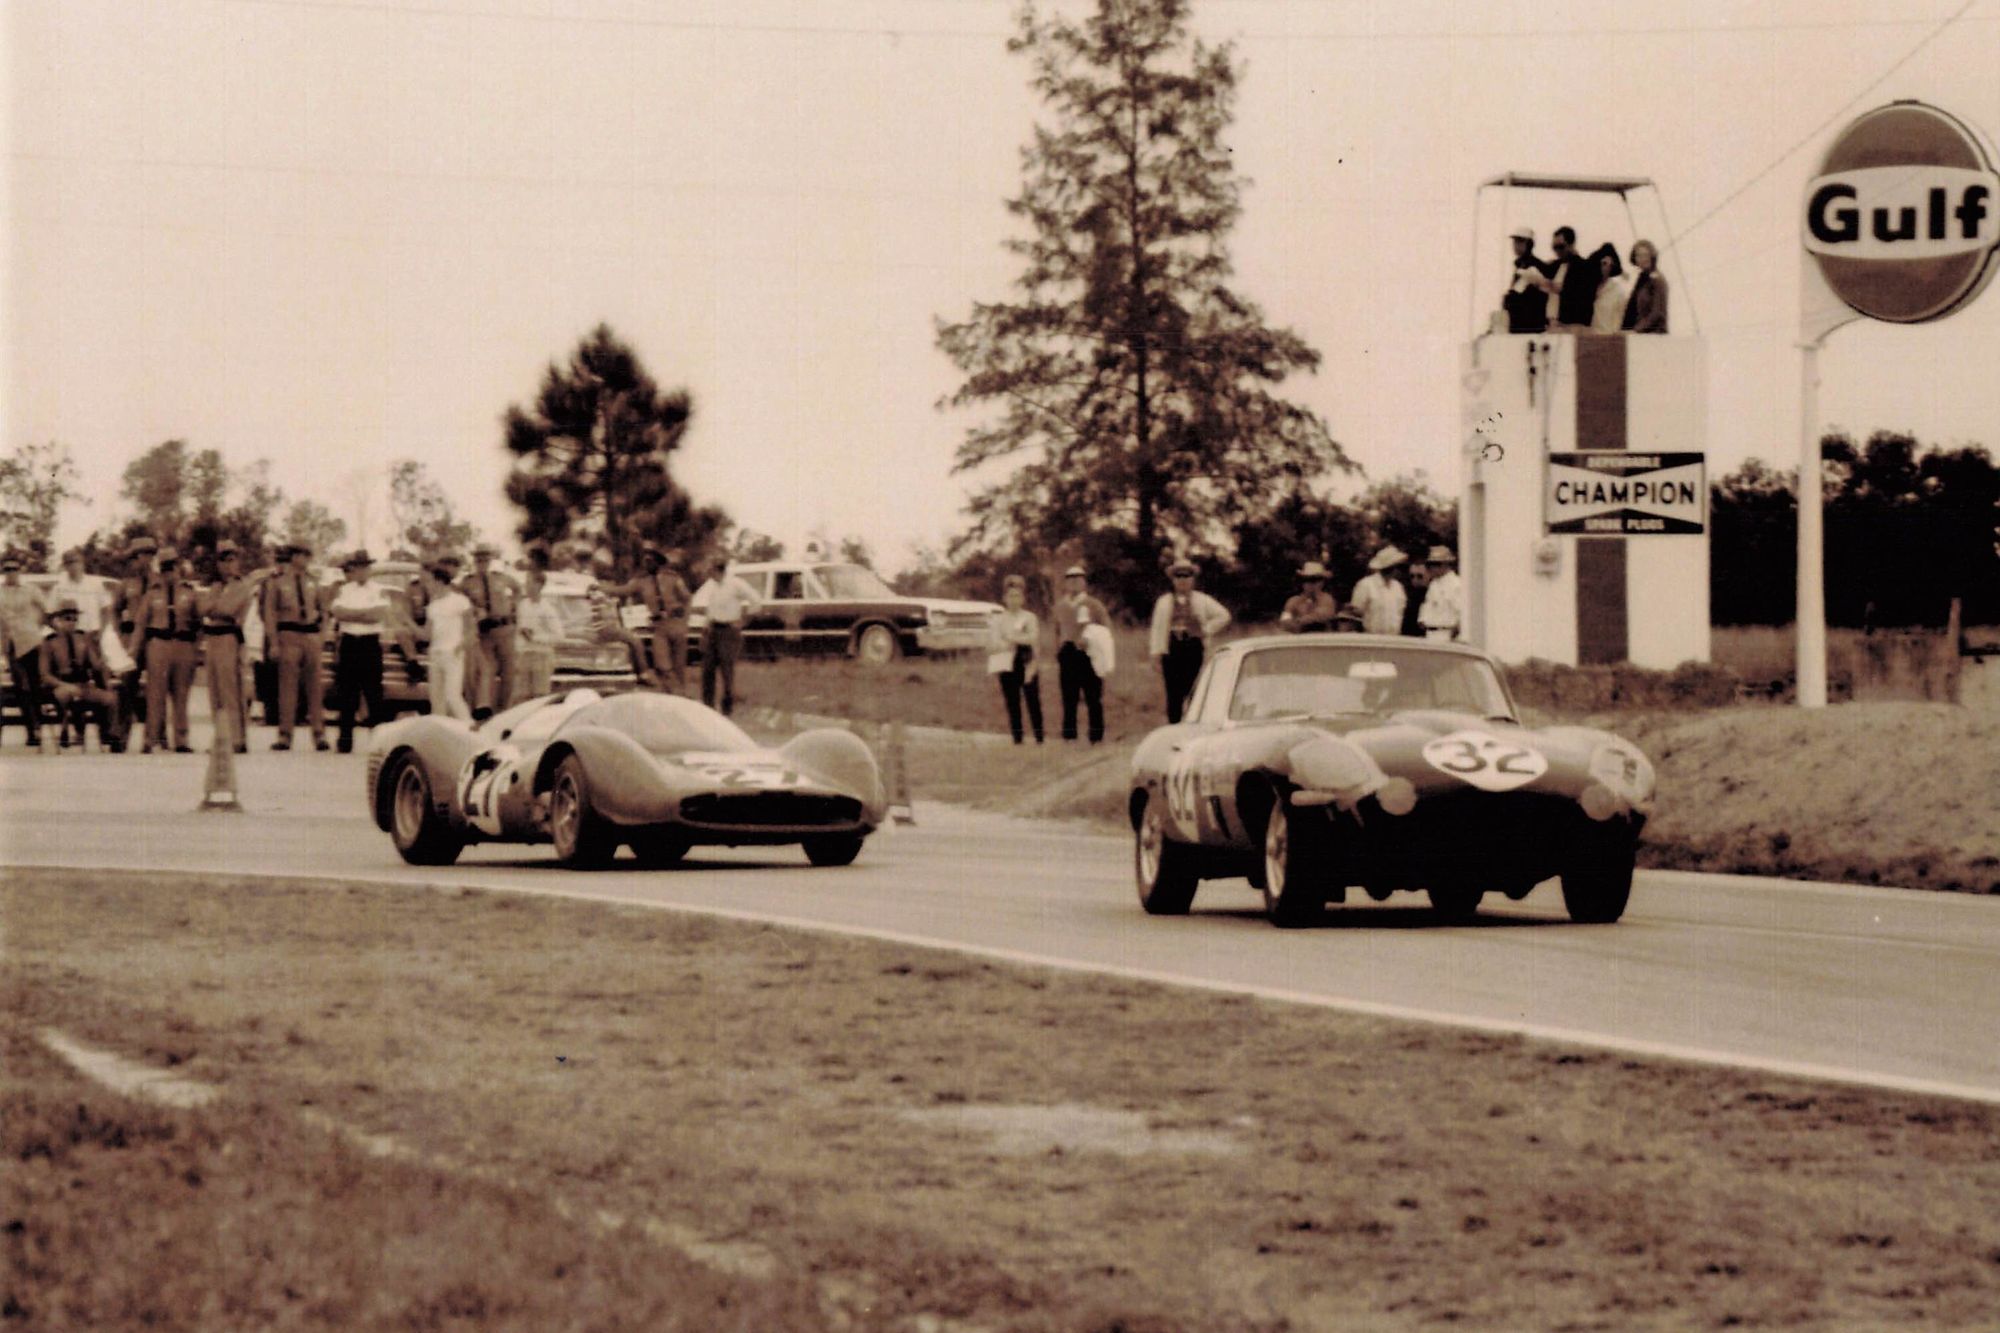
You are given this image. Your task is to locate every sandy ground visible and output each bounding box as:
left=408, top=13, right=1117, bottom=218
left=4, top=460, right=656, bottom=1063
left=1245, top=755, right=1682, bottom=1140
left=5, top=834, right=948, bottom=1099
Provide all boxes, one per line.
left=7, top=868, right=1998, bottom=1331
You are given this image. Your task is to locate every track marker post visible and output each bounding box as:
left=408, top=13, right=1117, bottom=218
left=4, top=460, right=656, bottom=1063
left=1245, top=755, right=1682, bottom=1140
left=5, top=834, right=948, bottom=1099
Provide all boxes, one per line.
left=198, top=714, right=243, bottom=813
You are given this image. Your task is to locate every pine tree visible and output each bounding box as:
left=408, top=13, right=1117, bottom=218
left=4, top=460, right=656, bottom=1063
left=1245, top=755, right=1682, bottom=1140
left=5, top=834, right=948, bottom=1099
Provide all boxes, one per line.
left=937, top=0, right=1349, bottom=604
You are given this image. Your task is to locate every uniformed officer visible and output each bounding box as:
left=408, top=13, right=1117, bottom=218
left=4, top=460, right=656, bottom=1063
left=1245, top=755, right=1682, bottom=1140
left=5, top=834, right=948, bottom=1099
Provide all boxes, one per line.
left=1279, top=561, right=1340, bottom=633
left=132, top=546, right=200, bottom=753
left=109, top=536, right=158, bottom=750
left=196, top=540, right=270, bottom=753
left=39, top=598, right=120, bottom=750
left=459, top=542, right=521, bottom=720
left=263, top=543, right=330, bottom=751
left=329, top=549, right=389, bottom=753
left=0, top=553, right=49, bottom=749
left=602, top=545, right=692, bottom=692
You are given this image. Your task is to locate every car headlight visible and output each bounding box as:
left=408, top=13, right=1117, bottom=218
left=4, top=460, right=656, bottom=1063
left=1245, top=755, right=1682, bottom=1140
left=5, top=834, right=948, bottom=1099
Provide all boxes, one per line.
left=1589, top=740, right=1655, bottom=805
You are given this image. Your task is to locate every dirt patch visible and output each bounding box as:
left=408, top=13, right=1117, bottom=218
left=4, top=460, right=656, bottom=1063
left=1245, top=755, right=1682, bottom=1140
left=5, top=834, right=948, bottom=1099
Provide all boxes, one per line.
left=6, top=868, right=1998, bottom=1331
left=901, top=1103, right=1247, bottom=1158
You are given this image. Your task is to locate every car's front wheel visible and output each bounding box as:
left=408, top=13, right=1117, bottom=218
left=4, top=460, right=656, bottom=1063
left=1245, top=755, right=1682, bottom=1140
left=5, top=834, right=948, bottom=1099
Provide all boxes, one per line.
left=1135, top=796, right=1198, bottom=915
left=388, top=755, right=464, bottom=866
left=854, top=623, right=900, bottom=665
left=1561, top=850, right=1635, bottom=924
left=803, top=833, right=866, bottom=867
left=549, top=754, right=617, bottom=869
left=1261, top=797, right=1327, bottom=928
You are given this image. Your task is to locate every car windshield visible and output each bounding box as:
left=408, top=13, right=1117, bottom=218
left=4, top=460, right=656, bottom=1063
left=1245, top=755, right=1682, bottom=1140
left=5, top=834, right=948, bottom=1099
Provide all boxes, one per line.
left=1228, top=644, right=1513, bottom=722
left=570, top=692, right=757, bottom=753
left=816, top=564, right=894, bottom=599
left=481, top=690, right=602, bottom=742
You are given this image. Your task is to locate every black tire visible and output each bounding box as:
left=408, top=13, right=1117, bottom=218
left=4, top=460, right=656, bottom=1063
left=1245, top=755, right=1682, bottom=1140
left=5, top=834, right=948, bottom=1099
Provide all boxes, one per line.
left=803, top=833, right=865, bottom=867
left=1260, top=797, right=1327, bottom=928
left=1427, top=885, right=1485, bottom=923
left=1134, top=795, right=1198, bottom=915
left=630, top=830, right=691, bottom=868
left=387, top=756, right=464, bottom=866
left=549, top=754, right=618, bottom=869
left=1561, top=852, right=1635, bottom=924
left=853, top=623, right=900, bottom=666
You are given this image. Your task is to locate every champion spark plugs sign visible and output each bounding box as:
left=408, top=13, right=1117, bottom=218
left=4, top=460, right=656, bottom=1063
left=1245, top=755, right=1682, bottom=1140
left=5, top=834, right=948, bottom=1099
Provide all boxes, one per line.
left=1545, top=452, right=1706, bottom=536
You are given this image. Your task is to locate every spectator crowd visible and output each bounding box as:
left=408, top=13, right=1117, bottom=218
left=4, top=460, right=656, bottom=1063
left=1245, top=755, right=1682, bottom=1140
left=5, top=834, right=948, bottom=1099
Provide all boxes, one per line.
left=1502, top=225, right=1669, bottom=335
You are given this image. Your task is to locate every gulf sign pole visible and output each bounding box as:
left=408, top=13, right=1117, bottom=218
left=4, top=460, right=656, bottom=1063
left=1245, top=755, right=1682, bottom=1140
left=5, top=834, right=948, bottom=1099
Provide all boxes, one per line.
left=1798, top=101, right=2000, bottom=707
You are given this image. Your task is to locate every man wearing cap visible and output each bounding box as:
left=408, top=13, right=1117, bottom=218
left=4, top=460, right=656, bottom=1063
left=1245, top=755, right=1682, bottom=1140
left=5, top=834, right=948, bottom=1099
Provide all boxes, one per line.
left=110, top=537, right=158, bottom=746
left=1051, top=565, right=1111, bottom=744
left=459, top=543, right=521, bottom=719
left=264, top=543, right=330, bottom=751
left=1502, top=227, right=1552, bottom=334
left=1147, top=558, right=1231, bottom=724
left=329, top=549, right=389, bottom=753
left=197, top=541, right=271, bottom=753
left=1416, top=546, right=1464, bottom=641
left=39, top=598, right=119, bottom=750
left=131, top=546, right=201, bottom=752
left=0, top=553, right=50, bottom=748
left=602, top=546, right=692, bottom=693
left=1280, top=561, right=1340, bottom=633
left=1350, top=547, right=1410, bottom=637
left=693, top=555, right=763, bottom=716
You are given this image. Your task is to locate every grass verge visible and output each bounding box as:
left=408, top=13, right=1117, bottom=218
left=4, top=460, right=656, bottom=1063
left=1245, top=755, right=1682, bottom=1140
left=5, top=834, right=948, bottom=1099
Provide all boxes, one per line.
left=6, top=868, right=1999, bottom=1331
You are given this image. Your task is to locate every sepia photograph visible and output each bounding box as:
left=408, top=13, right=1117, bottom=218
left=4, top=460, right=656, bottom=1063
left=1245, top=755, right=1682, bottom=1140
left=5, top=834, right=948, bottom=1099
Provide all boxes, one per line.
left=3, top=1, right=1998, bottom=1328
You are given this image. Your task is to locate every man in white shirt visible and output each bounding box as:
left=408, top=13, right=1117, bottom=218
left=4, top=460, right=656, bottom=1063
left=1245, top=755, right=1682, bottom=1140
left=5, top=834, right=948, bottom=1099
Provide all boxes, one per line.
left=1350, top=547, right=1410, bottom=637
left=50, top=548, right=109, bottom=635
left=512, top=568, right=565, bottom=702
left=694, top=557, right=762, bottom=715
left=1416, top=546, right=1464, bottom=641
left=328, top=549, right=389, bottom=752
left=419, top=561, right=475, bottom=720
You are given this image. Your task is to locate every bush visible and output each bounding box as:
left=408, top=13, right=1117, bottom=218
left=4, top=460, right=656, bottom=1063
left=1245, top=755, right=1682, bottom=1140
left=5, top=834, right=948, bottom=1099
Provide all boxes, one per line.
left=1503, top=658, right=1740, bottom=714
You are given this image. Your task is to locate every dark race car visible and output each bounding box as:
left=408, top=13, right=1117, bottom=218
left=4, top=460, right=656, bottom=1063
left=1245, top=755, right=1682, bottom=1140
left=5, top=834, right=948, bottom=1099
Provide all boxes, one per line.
left=366, top=688, right=886, bottom=869
left=1128, top=634, right=1655, bottom=927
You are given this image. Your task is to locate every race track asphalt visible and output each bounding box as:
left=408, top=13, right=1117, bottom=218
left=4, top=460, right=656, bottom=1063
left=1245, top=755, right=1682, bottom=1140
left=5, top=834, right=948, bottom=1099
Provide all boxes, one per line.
left=4, top=736, right=1997, bottom=1103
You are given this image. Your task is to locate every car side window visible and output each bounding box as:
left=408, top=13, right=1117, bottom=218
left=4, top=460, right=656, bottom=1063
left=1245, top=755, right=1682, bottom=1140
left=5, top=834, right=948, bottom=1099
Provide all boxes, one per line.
left=771, top=571, right=803, bottom=600
left=801, top=571, right=829, bottom=601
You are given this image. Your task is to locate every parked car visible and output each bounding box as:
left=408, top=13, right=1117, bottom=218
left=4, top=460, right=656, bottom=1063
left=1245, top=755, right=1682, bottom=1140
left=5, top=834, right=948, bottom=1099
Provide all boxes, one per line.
left=1128, top=634, right=1655, bottom=927
left=674, top=561, right=1001, bottom=665
left=542, top=571, right=643, bottom=690
left=367, top=687, right=886, bottom=869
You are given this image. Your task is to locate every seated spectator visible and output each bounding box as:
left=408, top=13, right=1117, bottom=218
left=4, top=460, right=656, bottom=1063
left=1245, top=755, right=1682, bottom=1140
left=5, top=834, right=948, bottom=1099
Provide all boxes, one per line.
left=1621, top=239, right=1669, bottom=333
left=1589, top=244, right=1629, bottom=333
left=1546, top=226, right=1602, bottom=330
left=1501, top=227, right=1551, bottom=333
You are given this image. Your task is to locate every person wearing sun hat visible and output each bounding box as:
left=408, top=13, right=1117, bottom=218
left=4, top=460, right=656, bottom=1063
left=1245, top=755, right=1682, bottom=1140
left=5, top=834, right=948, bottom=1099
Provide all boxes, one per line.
left=0, top=551, right=50, bottom=749
left=1414, top=545, right=1463, bottom=640
left=1051, top=563, right=1111, bottom=744
left=264, top=541, right=330, bottom=751
left=39, top=597, right=119, bottom=750
left=458, top=541, right=521, bottom=719
left=1148, top=556, right=1231, bottom=724
left=197, top=539, right=273, bottom=752
left=1280, top=560, right=1340, bottom=634
left=1503, top=225, right=1552, bottom=333
left=329, top=549, right=389, bottom=753
left=1350, top=546, right=1410, bottom=637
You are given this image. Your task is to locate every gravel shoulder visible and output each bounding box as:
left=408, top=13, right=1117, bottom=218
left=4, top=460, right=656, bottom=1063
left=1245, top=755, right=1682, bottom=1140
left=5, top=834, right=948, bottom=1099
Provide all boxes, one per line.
left=7, top=868, right=1998, bottom=1331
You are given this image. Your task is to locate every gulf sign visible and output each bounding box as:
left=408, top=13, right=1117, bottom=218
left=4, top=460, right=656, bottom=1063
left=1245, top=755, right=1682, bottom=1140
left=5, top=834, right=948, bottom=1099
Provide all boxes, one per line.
left=1546, top=452, right=1705, bottom=536
left=1804, top=101, right=2000, bottom=323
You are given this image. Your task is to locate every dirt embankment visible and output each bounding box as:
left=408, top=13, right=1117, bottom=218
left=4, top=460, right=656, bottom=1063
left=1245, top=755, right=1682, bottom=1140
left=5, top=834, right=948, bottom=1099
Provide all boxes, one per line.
left=914, top=702, right=2000, bottom=894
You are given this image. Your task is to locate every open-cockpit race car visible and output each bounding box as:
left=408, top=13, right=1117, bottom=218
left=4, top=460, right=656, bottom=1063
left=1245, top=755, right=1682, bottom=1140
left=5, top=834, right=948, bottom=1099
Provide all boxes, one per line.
left=366, top=689, right=886, bottom=869
left=1129, top=635, right=1655, bottom=926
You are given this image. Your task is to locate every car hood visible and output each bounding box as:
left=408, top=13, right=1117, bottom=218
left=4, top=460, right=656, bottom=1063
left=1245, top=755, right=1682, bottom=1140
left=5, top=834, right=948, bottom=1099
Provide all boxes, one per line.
left=1288, top=710, right=1619, bottom=796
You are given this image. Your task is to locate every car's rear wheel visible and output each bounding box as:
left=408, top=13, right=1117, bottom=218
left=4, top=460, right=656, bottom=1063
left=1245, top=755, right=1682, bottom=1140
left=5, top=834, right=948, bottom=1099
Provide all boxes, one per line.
left=630, top=830, right=691, bottom=868
left=549, top=754, right=617, bottom=869
left=388, top=756, right=464, bottom=866
left=1135, top=796, right=1198, bottom=915
left=1260, top=797, right=1326, bottom=928
left=854, top=623, right=899, bottom=665
left=803, top=833, right=866, bottom=867
left=1561, top=850, right=1635, bottom=924
left=1427, top=885, right=1485, bottom=922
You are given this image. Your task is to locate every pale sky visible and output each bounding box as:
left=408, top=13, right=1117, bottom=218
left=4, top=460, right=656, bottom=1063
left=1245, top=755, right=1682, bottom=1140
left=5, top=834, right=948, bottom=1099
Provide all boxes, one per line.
left=7, top=0, right=2000, bottom=571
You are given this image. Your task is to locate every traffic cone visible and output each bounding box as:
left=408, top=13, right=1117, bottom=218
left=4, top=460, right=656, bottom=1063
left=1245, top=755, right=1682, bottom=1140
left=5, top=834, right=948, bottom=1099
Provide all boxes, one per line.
left=885, top=719, right=915, bottom=826
left=198, top=715, right=243, bottom=813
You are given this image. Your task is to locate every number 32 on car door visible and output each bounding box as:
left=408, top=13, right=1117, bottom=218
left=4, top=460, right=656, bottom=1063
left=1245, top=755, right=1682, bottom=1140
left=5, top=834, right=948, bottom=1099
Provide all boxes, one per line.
left=1420, top=730, right=1547, bottom=793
